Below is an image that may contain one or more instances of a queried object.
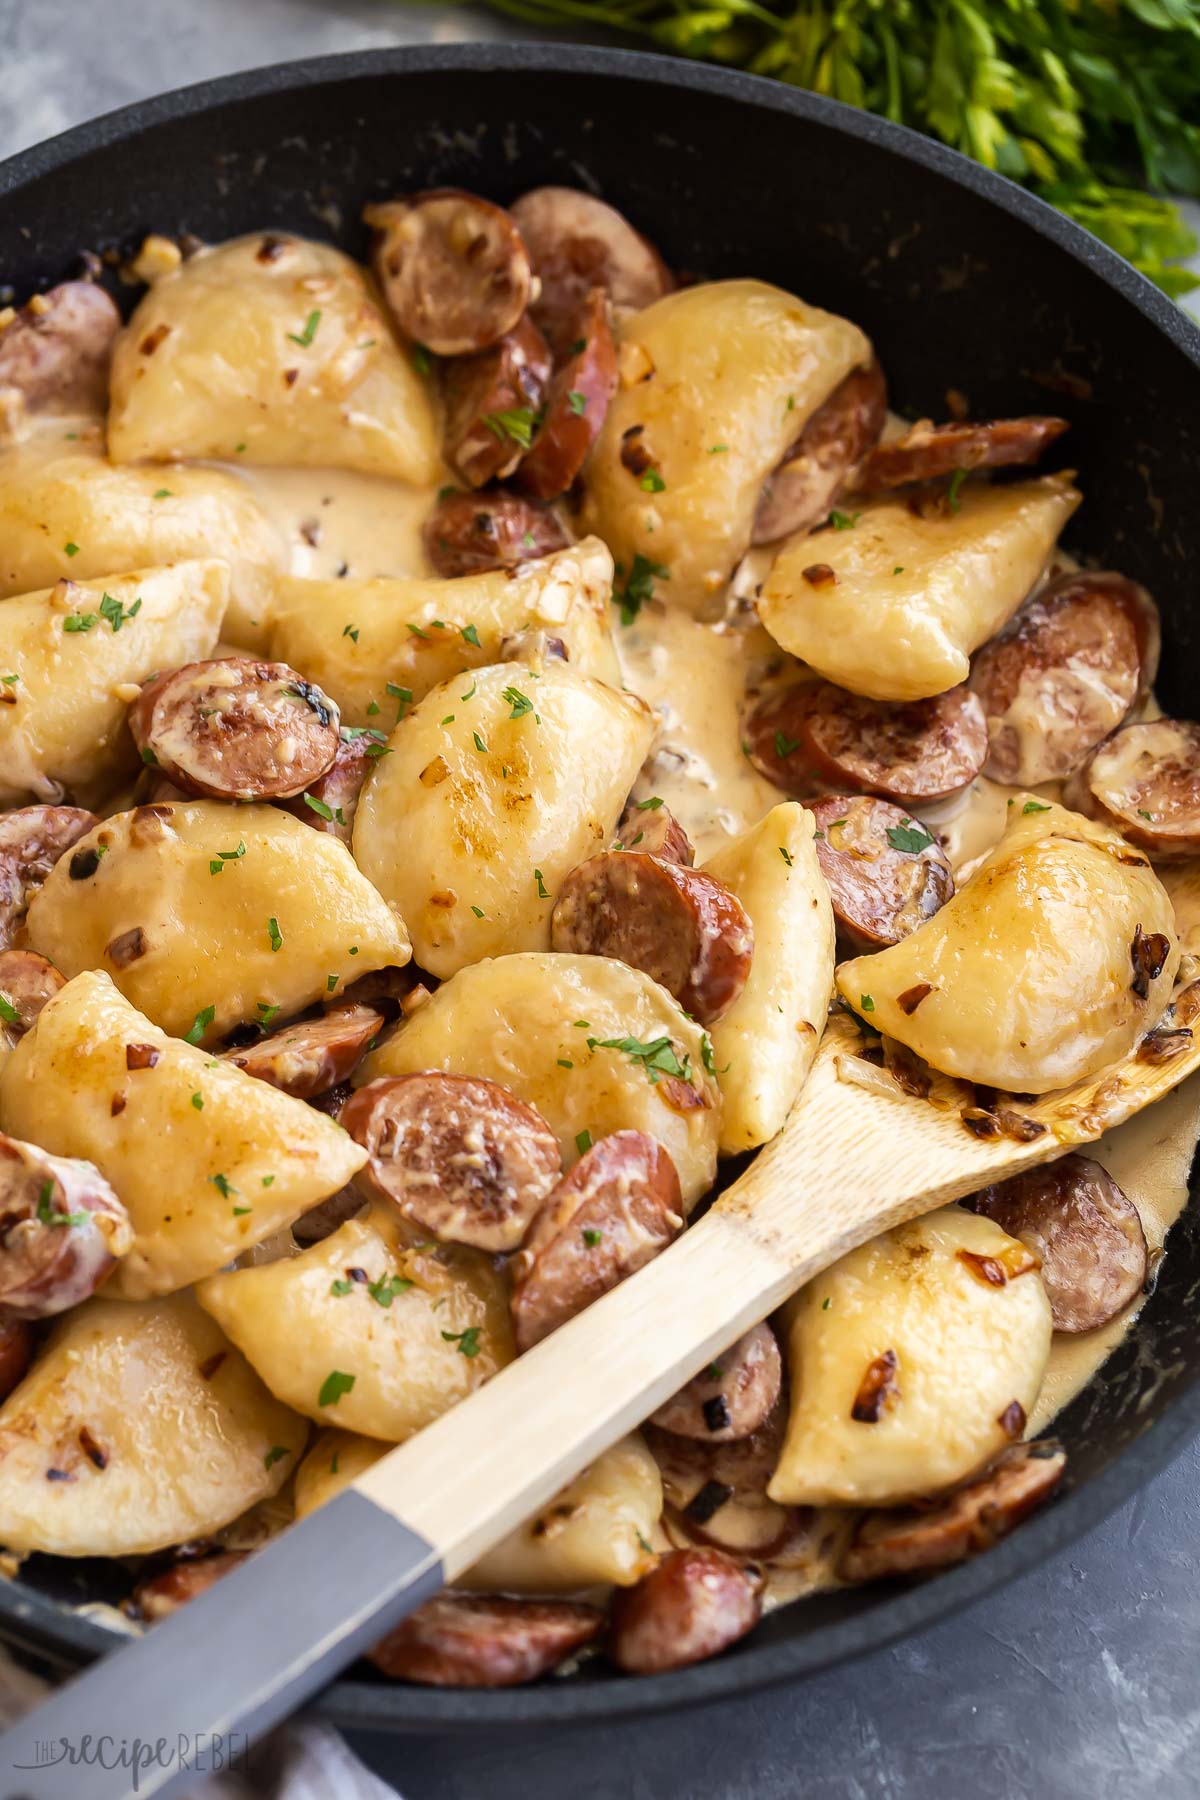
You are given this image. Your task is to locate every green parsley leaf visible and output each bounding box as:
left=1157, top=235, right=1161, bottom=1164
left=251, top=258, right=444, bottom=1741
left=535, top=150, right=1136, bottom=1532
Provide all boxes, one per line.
left=1, top=673, right=17, bottom=685
left=0, top=993, right=18, bottom=1025
left=441, top=1326, right=482, bottom=1357
left=589, top=1033, right=690, bottom=1084
left=62, top=613, right=97, bottom=633
left=557, top=1058, right=574, bottom=1069
left=1022, top=799, right=1052, bottom=814
left=472, top=730, right=488, bottom=754
left=613, top=553, right=669, bottom=626
left=153, top=487, right=173, bottom=499
left=264, top=1445, right=290, bottom=1470
left=886, top=820, right=935, bottom=854
left=471, top=904, right=485, bottom=918
left=303, top=792, right=335, bottom=821
left=773, top=730, right=801, bottom=759
left=185, top=1005, right=215, bottom=1045
left=267, top=916, right=283, bottom=953
left=327, top=974, right=339, bottom=993
left=287, top=308, right=321, bottom=348
left=366, top=699, right=381, bottom=716
left=191, top=1092, right=203, bottom=1111
left=368, top=1273, right=414, bottom=1308
left=947, top=468, right=968, bottom=513
left=461, top=623, right=481, bottom=648
left=1138, top=808, right=1155, bottom=820
left=411, top=343, right=432, bottom=376
left=859, top=994, right=876, bottom=1014
left=708, top=443, right=729, bottom=454
left=36, top=1180, right=89, bottom=1228
left=98, top=592, right=142, bottom=632
left=262, top=1174, right=276, bottom=1188
left=829, top=510, right=860, bottom=530
left=640, top=469, right=666, bottom=493
left=318, top=1369, right=356, bottom=1407
left=822, top=1296, right=832, bottom=1311
left=779, top=845, right=793, bottom=866
left=256, top=1002, right=281, bottom=1026
left=210, top=1173, right=237, bottom=1199
left=64, top=540, right=80, bottom=557
left=575, top=1128, right=593, bottom=1154
left=567, top=389, right=588, bottom=415
left=461, top=678, right=477, bottom=701
left=583, top=1228, right=602, bottom=1248
left=893, top=565, right=905, bottom=575
left=534, top=868, right=549, bottom=899
left=502, top=684, right=534, bottom=719
left=140, top=745, right=159, bottom=765
left=342, top=623, right=359, bottom=643
left=330, top=1277, right=354, bottom=1297
left=636, top=795, right=664, bottom=811
left=232, top=1204, right=252, bottom=1216
left=483, top=407, right=537, bottom=450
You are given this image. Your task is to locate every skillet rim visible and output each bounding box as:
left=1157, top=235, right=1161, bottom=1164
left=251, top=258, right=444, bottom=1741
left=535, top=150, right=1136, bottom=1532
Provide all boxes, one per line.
left=0, top=39, right=1199, bottom=1731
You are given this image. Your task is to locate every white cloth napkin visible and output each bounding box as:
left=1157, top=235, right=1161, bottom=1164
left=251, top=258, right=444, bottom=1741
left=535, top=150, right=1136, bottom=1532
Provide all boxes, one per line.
left=0, top=1642, right=402, bottom=1799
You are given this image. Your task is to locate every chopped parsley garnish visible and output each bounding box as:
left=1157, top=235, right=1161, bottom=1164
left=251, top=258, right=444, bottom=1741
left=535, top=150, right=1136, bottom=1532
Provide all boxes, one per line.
left=318, top=1369, right=356, bottom=1407
left=267, top=917, right=283, bottom=953
left=208, top=840, right=246, bottom=875
left=462, top=623, right=481, bottom=648
left=947, top=468, right=968, bottom=513
left=233, top=1205, right=252, bottom=1217
left=1138, top=808, right=1155, bottom=820
left=153, top=488, right=173, bottom=499
left=483, top=407, right=537, bottom=450
left=330, top=1277, right=354, bottom=1297
left=461, top=678, right=477, bottom=701
left=441, top=1326, right=482, bottom=1357
left=583, top=1228, right=602, bottom=1248
left=368, top=1273, right=414, bottom=1308
left=859, top=994, right=876, bottom=1013
left=700, top=1031, right=728, bottom=1076
left=708, top=443, right=729, bottom=454
left=64, top=540, right=80, bottom=557
left=185, top=1005, right=215, bottom=1045
left=893, top=565, right=905, bottom=575
left=36, top=1180, right=89, bottom=1228
left=567, top=390, right=588, bottom=415
left=822, top=1296, right=832, bottom=1311
left=406, top=621, right=430, bottom=640
left=589, top=1033, right=690, bottom=1084
left=63, top=613, right=97, bottom=633
left=534, top=868, right=549, bottom=899
left=303, top=793, right=335, bottom=821
left=472, top=731, right=488, bottom=754
left=99, top=592, right=142, bottom=632
left=287, top=308, right=321, bottom=348
left=774, top=730, right=801, bottom=759
left=1022, top=799, right=1051, bottom=814
left=470, top=904, right=485, bottom=918
left=140, top=746, right=159, bottom=765
left=366, top=700, right=380, bottom=716
left=557, top=1058, right=574, bottom=1069
left=0, top=994, right=18, bottom=1025
left=191, top=1092, right=204, bottom=1111
left=257, top=1002, right=281, bottom=1026
left=575, top=1128, right=593, bottom=1154
left=886, top=820, right=935, bottom=854
left=210, top=1174, right=236, bottom=1199
left=613, top=553, right=669, bottom=626
left=411, top=343, right=432, bottom=376
left=441, top=713, right=455, bottom=725
left=640, top=469, right=666, bottom=493
left=264, top=1445, right=290, bottom=1470
left=262, top=1174, right=276, bottom=1188
left=1, top=673, right=16, bottom=684
left=829, top=510, right=860, bottom=530
left=342, top=623, right=359, bottom=642
left=779, top=845, right=793, bottom=866
left=327, top=974, right=339, bottom=993
left=636, top=795, right=664, bottom=811
left=502, top=684, right=534, bottom=719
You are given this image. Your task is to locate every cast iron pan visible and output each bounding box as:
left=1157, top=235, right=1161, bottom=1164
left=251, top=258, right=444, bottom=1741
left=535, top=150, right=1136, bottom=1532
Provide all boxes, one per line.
left=0, top=42, right=1199, bottom=1733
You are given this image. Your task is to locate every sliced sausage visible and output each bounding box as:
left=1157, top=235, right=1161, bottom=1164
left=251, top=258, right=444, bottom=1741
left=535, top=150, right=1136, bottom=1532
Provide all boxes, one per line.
left=970, top=571, right=1160, bottom=785
left=131, top=1552, right=250, bottom=1623
left=607, top=1548, right=763, bottom=1674
left=963, top=1154, right=1147, bottom=1334
left=838, top=1442, right=1067, bottom=1582
left=220, top=1004, right=384, bottom=1100
left=340, top=1073, right=563, bottom=1254
left=551, top=851, right=753, bottom=1027
left=337, top=964, right=431, bottom=1021
left=752, top=360, right=888, bottom=544
left=809, top=795, right=954, bottom=952
left=424, top=488, right=569, bottom=578
left=0, top=949, right=65, bottom=1045
left=648, top=1401, right=802, bottom=1558
left=859, top=415, right=1069, bottom=490
left=1063, top=719, right=1200, bottom=860
left=517, top=288, right=618, bottom=501
left=128, top=659, right=341, bottom=802
left=0, top=1131, right=133, bottom=1319
left=278, top=729, right=376, bottom=846
left=510, top=186, right=673, bottom=357
left=511, top=1131, right=683, bottom=1352
left=615, top=797, right=694, bottom=865
left=365, top=189, right=532, bottom=357
left=0, top=806, right=97, bottom=947
left=370, top=1592, right=604, bottom=1687
left=442, top=314, right=553, bottom=488
left=0, top=281, right=121, bottom=412
left=0, top=1319, right=32, bottom=1403
left=650, top=1324, right=781, bottom=1442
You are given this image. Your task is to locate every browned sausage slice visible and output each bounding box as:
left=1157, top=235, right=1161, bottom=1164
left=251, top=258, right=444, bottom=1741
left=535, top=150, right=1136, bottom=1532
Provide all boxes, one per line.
left=0, top=281, right=121, bottom=412
left=615, top=796, right=694, bottom=865
left=963, top=1154, right=1147, bottom=1333
left=220, top=1004, right=384, bottom=1100
left=442, top=314, right=553, bottom=488
left=370, top=1592, right=604, bottom=1687
left=752, top=361, right=888, bottom=544
left=0, top=805, right=97, bottom=947
left=340, top=1073, right=562, bottom=1254
left=511, top=1131, right=683, bottom=1351
left=838, top=1442, right=1067, bottom=1582
left=131, top=1552, right=250, bottom=1622
left=128, top=658, right=341, bottom=802
left=647, top=1401, right=801, bottom=1558
left=607, top=1548, right=763, bottom=1674
left=551, top=852, right=753, bottom=1027
left=747, top=681, right=987, bottom=807
left=517, top=289, right=619, bottom=501
left=0, top=1131, right=133, bottom=1318
left=365, top=190, right=532, bottom=357
left=0, top=949, right=65, bottom=1044
left=808, top=795, right=954, bottom=952
left=510, top=186, right=673, bottom=357
left=424, top=489, right=569, bottom=578
left=1063, top=719, right=1200, bottom=860
left=650, top=1325, right=781, bottom=1442
left=279, top=730, right=376, bottom=845
left=970, top=571, right=1160, bottom=785
left=0, top=1319, right=32, bottom=1403
left=859, top=416, right=1069, bottom=490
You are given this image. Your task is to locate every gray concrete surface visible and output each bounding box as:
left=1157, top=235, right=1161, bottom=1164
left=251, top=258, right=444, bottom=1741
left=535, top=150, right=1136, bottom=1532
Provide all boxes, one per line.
left=2, top=4, right=1198, bottom=1795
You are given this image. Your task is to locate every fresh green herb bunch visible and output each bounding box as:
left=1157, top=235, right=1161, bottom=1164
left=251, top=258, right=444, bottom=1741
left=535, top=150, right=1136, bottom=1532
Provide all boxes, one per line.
left=466, top=0, right=1200, bottom=293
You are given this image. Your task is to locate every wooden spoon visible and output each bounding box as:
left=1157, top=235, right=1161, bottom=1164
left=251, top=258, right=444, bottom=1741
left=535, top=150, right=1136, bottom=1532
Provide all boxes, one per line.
left=4, top=1007, right=1197, bottom=1799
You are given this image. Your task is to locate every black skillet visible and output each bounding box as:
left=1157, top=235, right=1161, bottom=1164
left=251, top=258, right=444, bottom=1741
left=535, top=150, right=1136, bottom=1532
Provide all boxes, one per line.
left=1, top=40, right=1199, bottom=1737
